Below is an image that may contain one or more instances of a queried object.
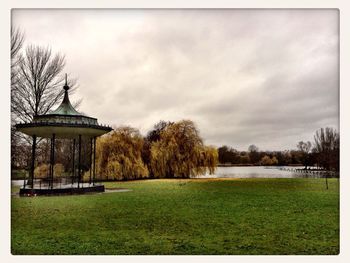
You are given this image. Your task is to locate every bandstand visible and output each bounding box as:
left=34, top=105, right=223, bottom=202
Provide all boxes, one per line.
left=15, top=75, right=112, bottom=196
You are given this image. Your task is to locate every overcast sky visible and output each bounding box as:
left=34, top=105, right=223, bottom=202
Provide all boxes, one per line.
left=12, top=9, right=339, bottom=151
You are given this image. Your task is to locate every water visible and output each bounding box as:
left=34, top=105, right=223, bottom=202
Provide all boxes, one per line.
left=199, top=166, right=325, bottom=179
left=12, top=180, right=25, bottom=186
left=11, top=166, right=330, bottom=186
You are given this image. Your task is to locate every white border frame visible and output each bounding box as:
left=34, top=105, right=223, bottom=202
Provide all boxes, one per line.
left=1, top=1, right=349, bottom=263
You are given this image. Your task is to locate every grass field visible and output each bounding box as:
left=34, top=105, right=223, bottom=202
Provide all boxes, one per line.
left=11, top=178, right=339, bottom=255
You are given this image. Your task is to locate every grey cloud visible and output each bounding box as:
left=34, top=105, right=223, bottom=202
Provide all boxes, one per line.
left=12, top=9, right=339, bottom=151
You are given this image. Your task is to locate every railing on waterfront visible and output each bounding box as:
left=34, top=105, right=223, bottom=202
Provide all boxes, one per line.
left=278, top=167, right=339, bottom=178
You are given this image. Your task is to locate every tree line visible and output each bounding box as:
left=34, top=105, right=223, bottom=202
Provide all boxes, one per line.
left=218, top=127, right=339, bottom=171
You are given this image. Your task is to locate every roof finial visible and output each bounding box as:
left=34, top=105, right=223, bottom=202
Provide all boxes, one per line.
left=63, top=73, right=69, bottom=91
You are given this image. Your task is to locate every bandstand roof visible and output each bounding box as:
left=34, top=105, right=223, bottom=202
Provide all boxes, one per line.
left=16, top=75, right=112, bottom=139
left=49, top=80, right=82, bottom=116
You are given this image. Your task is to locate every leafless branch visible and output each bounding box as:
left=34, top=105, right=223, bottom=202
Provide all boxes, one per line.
left=11, top=45, right=79, bottom=123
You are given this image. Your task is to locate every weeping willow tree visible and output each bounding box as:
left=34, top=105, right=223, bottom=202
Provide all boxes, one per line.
left=96, top=126, right=149, bottom=180
left=150, top=120, right=218, bottom=178
left=96, top=121, right=218, bottom=180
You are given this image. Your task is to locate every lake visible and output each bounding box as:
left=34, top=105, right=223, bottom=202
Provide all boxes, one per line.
left=11, top=166, right=330, bottom=187
left=199, top=166, right=327, bottom=179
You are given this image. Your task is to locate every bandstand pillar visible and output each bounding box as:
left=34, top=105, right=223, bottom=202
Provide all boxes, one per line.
left=93, top=137, right=96, bottom=185
left=30, top=135, right=37, bottom=189
left=49, top=133, right=56, bottom=189
left=89, top=137, right=93, bottom=184
left=72, top=138, right=76, bottom=185
left=78, top=134, right=82, bottom=188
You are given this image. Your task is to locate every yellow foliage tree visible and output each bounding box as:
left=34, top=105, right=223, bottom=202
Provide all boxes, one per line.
left=150, top=120, right=218, bottom=178
left=271, top=156, right=279, bottom=165
left=260, top=155, right=278, bottom=166
left=34, top=163, right=64, bottom=178
left=96, top=126, right=149, bottom=180
left=260, top=155, right=272, bottom=166
left=34, top=164, right=49, bottom=179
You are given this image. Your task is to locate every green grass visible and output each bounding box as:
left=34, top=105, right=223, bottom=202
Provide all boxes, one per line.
left=11, top=178, right=339, bottom=255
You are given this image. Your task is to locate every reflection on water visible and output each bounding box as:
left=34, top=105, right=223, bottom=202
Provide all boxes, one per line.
left=200, top=166, right=330, bottom=179
left=11, top=180, right=27, bottom=187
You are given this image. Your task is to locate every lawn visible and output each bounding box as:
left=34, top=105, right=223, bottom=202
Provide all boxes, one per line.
left=11, top=178, right=339, bottom=255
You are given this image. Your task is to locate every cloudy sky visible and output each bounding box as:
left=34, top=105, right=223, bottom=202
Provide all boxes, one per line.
left=12, top=9, right=339, bottom=151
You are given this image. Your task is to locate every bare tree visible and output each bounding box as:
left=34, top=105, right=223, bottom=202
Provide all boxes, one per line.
left=313, top=127, right=339, bottom=170
left=248, top=144, right=260, bottom=165
left=11, top=43, right=79, bottom=174
left=11, top=27, right=25, bottom=174
left=11, top=26, right=25, bottom=83
left=313, top=127, right=339, bottom=189
left=296, top=141, right=312, bottom=169
left=11, top=45, right=78, bottom=123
